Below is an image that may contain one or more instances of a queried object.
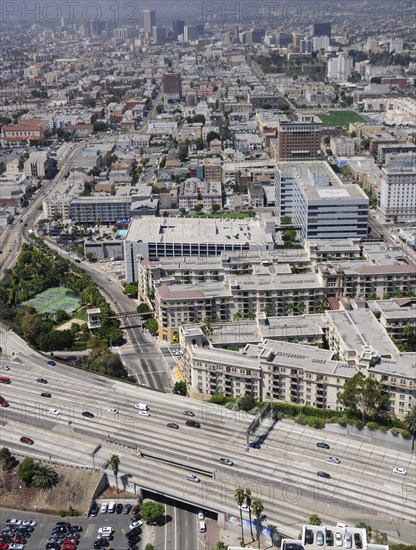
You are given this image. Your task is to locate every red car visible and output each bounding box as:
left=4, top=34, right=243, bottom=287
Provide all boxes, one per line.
left=0, top=377, right=11, bottom=384
left=20, top=436, right=34, bottom=445
left=61, top=545, right=77, bottom=550
left=0, top=396, right=9, bottom=407
left=0, top=542, right=9, bottom=549
left=63, top=538, right=78, bottom=546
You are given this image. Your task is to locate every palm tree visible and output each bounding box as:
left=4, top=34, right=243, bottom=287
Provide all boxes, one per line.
left=285, top=302, right=294, bottom=315
left=405, top=404, right=416, bottom=452
left=108, top=454, right=120, bottom=492
left=31, top=465, right=59, bottom=491
left=308, top=513, right=322, bottom=525
left=252, top=498, right=264, bottom=549
left=234, top=487, right=246, bottom=546
left=245, top=488, right=254, bottom=540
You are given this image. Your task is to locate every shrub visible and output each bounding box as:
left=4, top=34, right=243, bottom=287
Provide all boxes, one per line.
left=338, top=415, right=349, bottom=427
left=295, top=413, right=308, bottom=426
left=366, top=422, right=379, bottom=431
left=401, top=430, right=411, bottom=440
left=390, top=428, right=400, bottom=437
left=58, top=510, right=67, bottom=517
left=307, top=416, right=326, bottom=429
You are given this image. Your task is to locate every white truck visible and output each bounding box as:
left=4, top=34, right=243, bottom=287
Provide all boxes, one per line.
left=134, top=403, right=149, bottom=411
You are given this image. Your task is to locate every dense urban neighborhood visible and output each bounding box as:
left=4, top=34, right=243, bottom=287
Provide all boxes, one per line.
left=0, top=2, right=415, bottom=550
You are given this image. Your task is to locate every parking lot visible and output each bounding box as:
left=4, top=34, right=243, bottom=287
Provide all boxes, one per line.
left=1, top=500, right=144, bottom=550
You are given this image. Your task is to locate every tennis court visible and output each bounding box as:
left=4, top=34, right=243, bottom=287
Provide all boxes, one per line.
left=22, top=287, right=81, bottom=314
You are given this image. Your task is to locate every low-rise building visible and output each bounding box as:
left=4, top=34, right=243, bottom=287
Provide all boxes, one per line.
left=178, top=178, right=222, bottom=211
left=23, top=152, right=53, bottom=179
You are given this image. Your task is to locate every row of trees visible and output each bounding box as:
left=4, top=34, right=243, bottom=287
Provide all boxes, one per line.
left=18, top=457, right=59, bottom=491
left=234, top=488, right=264, bottom=548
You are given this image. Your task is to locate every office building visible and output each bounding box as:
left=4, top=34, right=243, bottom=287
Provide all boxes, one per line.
left=172, top=19, right=185, bottom=38
left=327, top=53, right=353, bottom=81
left=312, top=35, right=330, bottom=51
left=273, top=114, right=323, bottom=161
left=152, top=26, right=166, bottom=45
left=313, top=22, right=331, bottom=37
left=162, top=72, right=182, bottom=102
left=379, top=154, right=416, bottom=222
left=275, top=161, right=368, bottom=243
left=184, top=25, right=198, bottom=42
left=390, top=38, right=404, bottom=53
left=143, top=9, right=156, bottom=36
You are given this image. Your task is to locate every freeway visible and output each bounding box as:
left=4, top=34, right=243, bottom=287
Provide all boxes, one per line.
left=0, top=348, right=414, bottom=541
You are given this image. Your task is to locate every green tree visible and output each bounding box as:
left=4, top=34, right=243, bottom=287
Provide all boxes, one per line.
left=137, top=302, right=151, bottom=314
left=239, top=395, right=256, bottom=411
left=233, top=312, right=243, bottom=322
left=156, top=104, right=164, bottom=114
left=124, top=282, right=138, bottom=298
left=214, top=542, right=227, bottom=550
left=173, top=381, right=187, bottom=395
left=31, top=465, right=59, bottom=491
left=206, top=131, right=221, bottom=144
left=211, top=203, right=221, bottom=214
left=404, top=404, right=416, bottom=452
left=234, top=487, right=246, bottom=546
left=246, top=488, right=254, bottom=540
left=308, top=514, right=322, bottom=526
left=17, top=457, right=37, bottom=484
left=145, top=545, right=155, bottom=550
left=93, top=120, right=109, bottom=132
left=140, top=501, right=165, bottom=523
left=281, top=215, right=292, bottom=225
left=194, top=204, right=203, bottom=212
left=252, top=499, right=264, bottom=549
left=373, top=530, right=388, bottom=544
left=144, top=318, right=158, bottom=335
left=338, top=371, right=390, bottom=421
left=264, top=304, right=272, bottom=316
left=108, top=454, right=120, bottom=492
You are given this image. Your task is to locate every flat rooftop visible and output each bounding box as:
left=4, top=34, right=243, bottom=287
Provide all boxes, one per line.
left=277, top=161, right=368, bottom=203
left=126, top=216, right=274, bottom=246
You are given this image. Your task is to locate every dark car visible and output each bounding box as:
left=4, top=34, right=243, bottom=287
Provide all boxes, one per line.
left=90, top=503, right=99, bottom=517
left=69, top=526, right=82, bottom=533
left=0, top=396, right=9, bottom=407
left=316, top=442, right=330, bottom=449
left=317, top=471, right=331, bottom=479
left=36, top=378, right=48, bottom=384
left=123, top=504, right=132, bottom=514
left=185, top=420, right=201, bottom=428
left=305, top=528, right=314, bottom=545
left=167, top=423, right=179, bottom=429
left=116, top=503, right=123, bottom=514
left=56, top=522, right=71, bottom=528
left=183, top=410, right=195, bottom=417
left=47, top=360, right=56, bottom=366
left=94, top=539, right=109, bottom=549
left=326, top=529, right=334, bottom=546
left=46, top=543, right=62, bottom=550
left=249, top=442, right=261, bottom=449
left=354, top=533, right=362, bottom=549
left=131, top=505, right=141, bottom=517
left=82, top=411, right=94, bottom=418
left=20, top=436, right=34, bottom=445
left=41, top=392, right=52, bottom=398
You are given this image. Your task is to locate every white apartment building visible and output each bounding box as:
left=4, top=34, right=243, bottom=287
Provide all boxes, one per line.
left=179, top=308, right=415, bottom=419
left=154, top=271, right=324, bottom=341
left=330, top=136, right=355, bottom=157
left=389, top=38, right=404, bottom=53
left=327, top=53, right=353, bottom=81
left=69, top=196, right=131, bottom=224
left=275, top=161, right=369, bottom=243
left=178, top=178, right=222, bottom=211
left=147, top=119, right=177, bottom=135
left=379, top=154, right=416, bottom=222
left=312, top=35, right=330, bottom=51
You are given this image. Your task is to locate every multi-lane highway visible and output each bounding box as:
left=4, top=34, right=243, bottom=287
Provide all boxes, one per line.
left=0, top=344, right=414, bottom=542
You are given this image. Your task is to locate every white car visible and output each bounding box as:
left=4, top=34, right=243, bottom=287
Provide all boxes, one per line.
left=48, top=408, right=61, bottom=416
left=6, top=519, right=22, bottom=526
left=100, top=503, right=108, bottom=514
left=240, top=504, right=250, bottom=511
left=335, top=532, right=343, bottom=547
left=22, top=519, right=37, bottom=526
left=198, top=511, right=205, bottom=520
left=0, top=364, right=10, bottom=370
left=129, top=520, right=143, bottom=529
left=327, top=456, right=341, bottom=464
left=393, top=467, right=407, bottom=475
left=98, top=526, right=113, bottom=535
left=139, top=410, right=150, bottom=416
left=108, top=408, right=119, bottom=414
left=186, top=474, right=200, bottom=483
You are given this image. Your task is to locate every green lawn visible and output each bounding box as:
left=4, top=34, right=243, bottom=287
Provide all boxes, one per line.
left=22, top=287, right=81, bottom=314
left=320, top=110, right=365, bottom=128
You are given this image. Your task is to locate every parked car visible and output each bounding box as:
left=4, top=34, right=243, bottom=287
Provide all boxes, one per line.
left=344, top=532, right=352, bottom=549
left=131, top=505, right=141, bottom=517
left=82, top=411, right=94, bottom=418
left=335, top=532, right=343, bottom=547
left=122, top=504, right=132, bottom=514
left=305, top=528, right=313, bottom=544
left=47, top=360, right=56, bottom=366
left=129, top=520, right=143, bottom=530
left=0, top=396, right=9, bottom=407
left=326, top=529, right=334, bottom=546
left=354, top=533, right=362, bottom=549
left=116, top=503, right=123, bottom=514
left=41, top=392, right=52, bottom=398
left=316, top=531, right=324, bottom=546
left=100, top=503, right=108, bottom=514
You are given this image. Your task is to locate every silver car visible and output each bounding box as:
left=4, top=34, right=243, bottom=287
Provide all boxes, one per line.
left=344, top=532, right=352, bottom=549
